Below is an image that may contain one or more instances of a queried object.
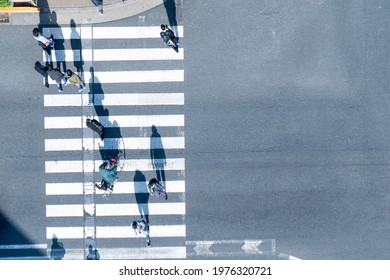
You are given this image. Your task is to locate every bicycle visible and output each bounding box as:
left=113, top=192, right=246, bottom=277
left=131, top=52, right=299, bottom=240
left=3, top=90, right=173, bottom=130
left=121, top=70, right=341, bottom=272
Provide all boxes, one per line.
left=95, top=157, right=119, bottom=198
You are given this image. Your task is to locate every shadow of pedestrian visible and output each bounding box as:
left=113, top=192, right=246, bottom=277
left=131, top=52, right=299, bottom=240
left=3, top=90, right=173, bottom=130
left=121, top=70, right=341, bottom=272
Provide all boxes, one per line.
left=90, top=75, right=123, bottom=161
left=50, top=234, right=66, bottom=260
left=164, top=0, right=179, bottom=39
left=70, top=19, right=84, bottom=79
left=49, top=11, right=66, bottom=72
left=150, top=125, right=166, bottom=185
left=134, top=170, right=150, bottom=225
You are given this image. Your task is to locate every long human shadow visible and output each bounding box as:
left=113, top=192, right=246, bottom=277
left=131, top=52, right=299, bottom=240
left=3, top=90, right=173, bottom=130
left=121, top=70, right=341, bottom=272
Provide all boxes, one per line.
left=134, top=170, right=150, bottom=225
left=89, top=67, right=123, bottom=161
left=70, top=19, right=84, bottom=79
left=37, top=0, right=51, bottom=85
left=164, top=0, right=179, bottom=39
left=49, top=11, right=66, bottom=72
left=50, top=234, right=66, bottom=260
left=150, top=125, right=166, bottom=185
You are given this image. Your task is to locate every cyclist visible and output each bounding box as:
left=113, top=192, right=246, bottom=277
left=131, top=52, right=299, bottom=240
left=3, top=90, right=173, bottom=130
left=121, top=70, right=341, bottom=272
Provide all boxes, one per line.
left=95, top=157, right=118, bottom=197
left=132, top=220, right=151, bottom=247
left=148, top=178, right=167, bottom=200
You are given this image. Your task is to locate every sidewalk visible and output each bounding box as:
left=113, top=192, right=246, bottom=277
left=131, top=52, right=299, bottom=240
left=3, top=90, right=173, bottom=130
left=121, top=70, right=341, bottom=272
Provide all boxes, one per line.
left=7, top=0, right=165, bottom=25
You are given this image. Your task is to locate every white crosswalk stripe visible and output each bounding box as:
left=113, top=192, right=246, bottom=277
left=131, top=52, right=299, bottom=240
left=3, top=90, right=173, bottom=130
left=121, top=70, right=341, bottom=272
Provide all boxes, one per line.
left=45, top=159, right=185, bottom=173
left=47, top=70, right=184, bottom=84
left=42, top=26, right=184, bottom=40
left=46, top=225, right=186, bottom=239
left=44, top=115, right=185, bottom=129
left=44, top=93, right=184, bottom=107
left=43, top=25, right=185, bottom=259
left=46, top=203, right=185, bottom=217
left=45, top=137, right=185, bottom=151
left=45, top=181, right=185, bottom=195
left=44, top=48, right=184, bottom=62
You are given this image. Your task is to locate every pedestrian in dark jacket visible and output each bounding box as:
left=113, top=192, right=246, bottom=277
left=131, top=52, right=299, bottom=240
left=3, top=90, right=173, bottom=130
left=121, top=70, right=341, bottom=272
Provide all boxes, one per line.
left=86, top=118, right=105, bottom=140
left=47, top=65, right=67, bottom=92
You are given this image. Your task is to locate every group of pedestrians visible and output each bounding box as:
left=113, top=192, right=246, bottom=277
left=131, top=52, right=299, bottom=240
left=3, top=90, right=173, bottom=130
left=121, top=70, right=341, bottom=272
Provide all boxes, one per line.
left=33, top=28, right=86, bottom=92
left=33, top=23, right=174, bottom=249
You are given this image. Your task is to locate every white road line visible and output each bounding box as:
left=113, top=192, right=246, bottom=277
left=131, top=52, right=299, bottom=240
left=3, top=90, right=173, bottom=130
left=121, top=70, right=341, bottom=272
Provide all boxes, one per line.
left=98, top=247, right=186, bottom=260
left=46, top=180, right=185, bottom=195
left=45, top=137, right=185, bottom=151
left=42, top=26, right=92, bottom=40
left=43, top=247, right=186, bottom=260
left=186, top=239, right=276, bottom=256
left=44, top=48, right=184, bottom=62
left=47, top=225, right=185, bottom=238
left=46, top=203, right=185, bottom=217
left=46, top=227, right=84, bottom=239
left=47, top=70, right=184, bottom=84
left=45, top=158, right=185, bottom=173
left=0, top=244, right=47, bottom=250
left=44, top=114, right=184, bottom=129
left=92, top=26, right=184, bottom=39
left=45, top=183, right=83, bottom=195
left=43, top=26, right=184, bottom=40
left=44, top=93, right=184, bottom=107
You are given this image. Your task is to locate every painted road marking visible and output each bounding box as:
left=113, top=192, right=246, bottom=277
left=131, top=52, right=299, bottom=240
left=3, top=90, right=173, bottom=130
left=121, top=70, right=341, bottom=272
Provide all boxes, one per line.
left=47, top=70, right=184, bottom=84
left=44, top=114, right=184, bottom=129
left=186, top=239, right=276, bottom=256
left=45, top=158, right=185, bottom=173
left=43, top=26, right=184, bottom=40
left=0, top=244, right=47, bottom=250
left=44, top=93, right=184, bottom=107
left=44, top=48, right=184, bottom=62
left=46, top=225, right=185, bottom=239
left=46, top=202, right=185, bottom=217
left=44, top=246, right=186, bottom=260
left=45, top=180, right=185, bottom=195
left=45, top=137, right=184, bottom=151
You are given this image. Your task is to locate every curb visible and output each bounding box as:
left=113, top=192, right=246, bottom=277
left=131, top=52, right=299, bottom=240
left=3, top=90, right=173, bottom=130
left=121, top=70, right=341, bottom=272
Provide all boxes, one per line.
left=0, top=7, right=39, bottom=12
left=4, top=0, right=165, bottom=25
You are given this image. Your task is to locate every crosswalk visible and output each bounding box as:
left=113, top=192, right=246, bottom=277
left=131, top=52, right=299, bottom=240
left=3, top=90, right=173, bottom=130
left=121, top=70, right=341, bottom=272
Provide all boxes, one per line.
left=43, top=25, right=185, bottom=259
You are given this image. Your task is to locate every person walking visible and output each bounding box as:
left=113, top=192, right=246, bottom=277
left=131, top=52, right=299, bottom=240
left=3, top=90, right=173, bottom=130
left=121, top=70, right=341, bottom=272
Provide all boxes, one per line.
left=47, top=65, right=67, bottom=92
left=94, top=157, right=118, bottom=197
left=86, top=118, right=105, bottom=140
left=91, top=0, right=103, bottom=15
left=160, top=24, right=178, bottom=52
left=132, top=220, right=151, bottom=247
left=66, top=69, right=86, bottom=92
left=148, top=178, right=168, bottom=200
left=32, top=28, right=54, bottom=53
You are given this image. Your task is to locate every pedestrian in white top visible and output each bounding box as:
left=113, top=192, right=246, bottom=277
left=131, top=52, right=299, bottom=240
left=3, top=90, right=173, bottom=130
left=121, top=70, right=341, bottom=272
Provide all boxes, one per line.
left=32, top=27, right=54, bottom=53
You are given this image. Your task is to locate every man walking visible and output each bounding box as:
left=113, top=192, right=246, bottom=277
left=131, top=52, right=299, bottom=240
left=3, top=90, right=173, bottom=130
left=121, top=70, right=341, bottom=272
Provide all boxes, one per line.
left=47, top=65, right=67, bottom=92
left=86, top=118, right=105, bottom=140
left=66, top=69, right=86, bottom=92
left=32, top=28, right=54, bottom=53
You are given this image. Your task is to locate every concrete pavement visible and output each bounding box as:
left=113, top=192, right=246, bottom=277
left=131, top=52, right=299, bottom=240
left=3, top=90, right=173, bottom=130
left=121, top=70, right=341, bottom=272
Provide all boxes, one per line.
left=4, top=0, right=166, bottom=25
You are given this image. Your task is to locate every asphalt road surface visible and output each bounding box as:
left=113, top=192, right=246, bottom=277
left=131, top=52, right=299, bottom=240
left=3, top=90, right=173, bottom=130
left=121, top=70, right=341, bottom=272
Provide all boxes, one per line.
left=0, top=0, right=389, bottom=260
